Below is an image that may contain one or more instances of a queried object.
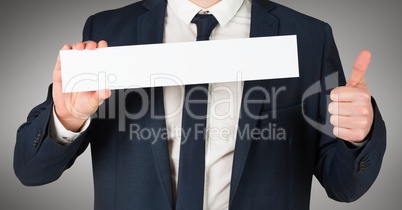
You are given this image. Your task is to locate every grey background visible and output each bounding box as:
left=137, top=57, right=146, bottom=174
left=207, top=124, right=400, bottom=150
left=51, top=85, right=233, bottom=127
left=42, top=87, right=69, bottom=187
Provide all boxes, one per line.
left=0, top=0, right=400, bottom=209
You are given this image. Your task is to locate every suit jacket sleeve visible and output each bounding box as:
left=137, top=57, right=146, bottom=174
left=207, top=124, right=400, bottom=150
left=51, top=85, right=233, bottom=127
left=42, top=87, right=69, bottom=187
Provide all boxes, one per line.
left=314, top=24, right=386, bottom=202
left=13, top=17, right=96, bottom=186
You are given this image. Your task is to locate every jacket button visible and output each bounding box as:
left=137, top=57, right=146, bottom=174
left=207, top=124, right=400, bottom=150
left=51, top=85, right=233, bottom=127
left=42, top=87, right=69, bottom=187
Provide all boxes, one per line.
left=358, top=158, right=368, bottom=173
left=33, top=130, right=42, bottom=147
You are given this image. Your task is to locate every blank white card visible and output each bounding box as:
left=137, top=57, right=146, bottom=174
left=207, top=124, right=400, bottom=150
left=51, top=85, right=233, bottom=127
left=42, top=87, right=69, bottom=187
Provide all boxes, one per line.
left=60, top=35, right=299, bottom=93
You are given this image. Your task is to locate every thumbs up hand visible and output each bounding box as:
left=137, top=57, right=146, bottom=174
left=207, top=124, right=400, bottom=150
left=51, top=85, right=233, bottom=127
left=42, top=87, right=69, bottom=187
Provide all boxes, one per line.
left=328, top=50, right=374, bottom=143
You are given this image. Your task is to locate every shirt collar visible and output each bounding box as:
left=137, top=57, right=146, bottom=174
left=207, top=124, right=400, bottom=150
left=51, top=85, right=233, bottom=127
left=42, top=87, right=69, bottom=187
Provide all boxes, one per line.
left=167, top=0, right=244, bottom=27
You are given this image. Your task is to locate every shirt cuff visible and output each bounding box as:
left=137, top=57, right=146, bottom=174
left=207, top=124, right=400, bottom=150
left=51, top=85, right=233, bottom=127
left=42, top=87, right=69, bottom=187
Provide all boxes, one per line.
left=50, top=106, right=91, bottom=145
left=349, top=140, right=367, bottom=148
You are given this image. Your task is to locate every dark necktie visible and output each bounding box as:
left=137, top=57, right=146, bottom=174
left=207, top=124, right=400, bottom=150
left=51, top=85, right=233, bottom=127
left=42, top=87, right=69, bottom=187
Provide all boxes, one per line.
left=175, top=14, right=218, bottom=210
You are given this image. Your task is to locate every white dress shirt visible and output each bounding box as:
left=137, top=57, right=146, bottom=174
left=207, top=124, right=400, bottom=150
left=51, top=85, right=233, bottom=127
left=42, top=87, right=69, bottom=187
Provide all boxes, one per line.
left=164, top=0, right=250, bottom=209
left=51, top=0, right=251, bottom=209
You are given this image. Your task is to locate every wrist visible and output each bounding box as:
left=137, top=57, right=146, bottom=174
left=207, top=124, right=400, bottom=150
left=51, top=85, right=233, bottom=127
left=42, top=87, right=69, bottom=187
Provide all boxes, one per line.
left=54, top=106, right=89, bottom=132
left=58, top=117, right=87, bottom=132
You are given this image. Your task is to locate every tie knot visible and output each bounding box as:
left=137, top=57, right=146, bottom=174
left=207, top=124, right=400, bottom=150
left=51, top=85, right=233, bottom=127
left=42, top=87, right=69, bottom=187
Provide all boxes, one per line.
left=191, top=14, right=218, bottom=41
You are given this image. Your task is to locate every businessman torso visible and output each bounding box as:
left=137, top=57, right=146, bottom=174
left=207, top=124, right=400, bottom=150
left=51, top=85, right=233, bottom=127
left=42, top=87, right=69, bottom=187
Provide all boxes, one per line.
left=84, top=0, right=346, bottom=209
left=14, top=0, right=386, bottom=209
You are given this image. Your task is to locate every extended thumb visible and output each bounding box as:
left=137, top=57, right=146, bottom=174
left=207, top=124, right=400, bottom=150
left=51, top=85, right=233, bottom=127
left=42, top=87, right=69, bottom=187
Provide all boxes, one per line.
left=347, top=50, right=371, bottom=86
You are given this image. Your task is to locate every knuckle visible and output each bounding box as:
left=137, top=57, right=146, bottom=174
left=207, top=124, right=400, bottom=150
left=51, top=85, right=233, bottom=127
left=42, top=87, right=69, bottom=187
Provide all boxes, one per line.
left=332, top=127, right=339, bottom=137
left=358, top=91, right=370, bottom=101
left=362, top=107, right=370, bottom=116
left=328, top=103, right=333, bottom=113
left=330, top=115, right=337, bottom=126
left=356, top=105, right=369, bottom=116
left=328, top=102, right=337, bottom=114
left=357, top=118, right=369, bottom=128
left=353, top=130, right=366, bottom=141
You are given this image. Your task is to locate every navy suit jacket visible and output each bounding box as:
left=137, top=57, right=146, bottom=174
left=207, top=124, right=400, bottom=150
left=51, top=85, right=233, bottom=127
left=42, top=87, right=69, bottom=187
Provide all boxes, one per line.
left=14, top=0, right=386, bottom=209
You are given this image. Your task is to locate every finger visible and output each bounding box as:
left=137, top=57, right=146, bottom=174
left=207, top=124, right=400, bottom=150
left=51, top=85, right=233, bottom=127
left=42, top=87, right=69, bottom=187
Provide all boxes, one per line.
left=98, top=40, right=108, bottom=48
left=330, top=86, right=371, bottom=102
left=347, top=50, right=371, bottom=86
left=95, top=89, right=112, bottom=101
left=333, top=127, right=367, bottom=142
left=330, top=115, right=371, bottom=130
left=54, top=44, right=72, bottom=83
left=328, top=102, right=371, bottom=116
left=83, top=40, right=97, bottom=50
left=72, top=40, right=102, bottom=50
left=89, top=89, right=112, bottom=108
left=55, top=44, right=72, bottom=67
left=72, top=42, right=86, bottom=50
left=328, top=102, right=351, bottom=116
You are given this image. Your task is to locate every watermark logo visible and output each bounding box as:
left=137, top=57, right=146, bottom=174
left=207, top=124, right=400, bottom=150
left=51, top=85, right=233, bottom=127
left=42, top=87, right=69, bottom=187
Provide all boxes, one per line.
left=301, top=72, right=339, bottom=138
left=61, top=71, right=340, bottom=141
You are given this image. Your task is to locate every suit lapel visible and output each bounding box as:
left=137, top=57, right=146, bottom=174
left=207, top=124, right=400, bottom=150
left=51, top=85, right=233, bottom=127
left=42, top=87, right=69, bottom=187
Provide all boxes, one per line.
left=249, top=0, right=278, bottom=38
left=145, top=87, right=173, bottom=208
left=138, top=0, right=166, bottom=45
left=138, top=0, right=174, bottom=208
left=229, top=0, right=278, bottom=207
